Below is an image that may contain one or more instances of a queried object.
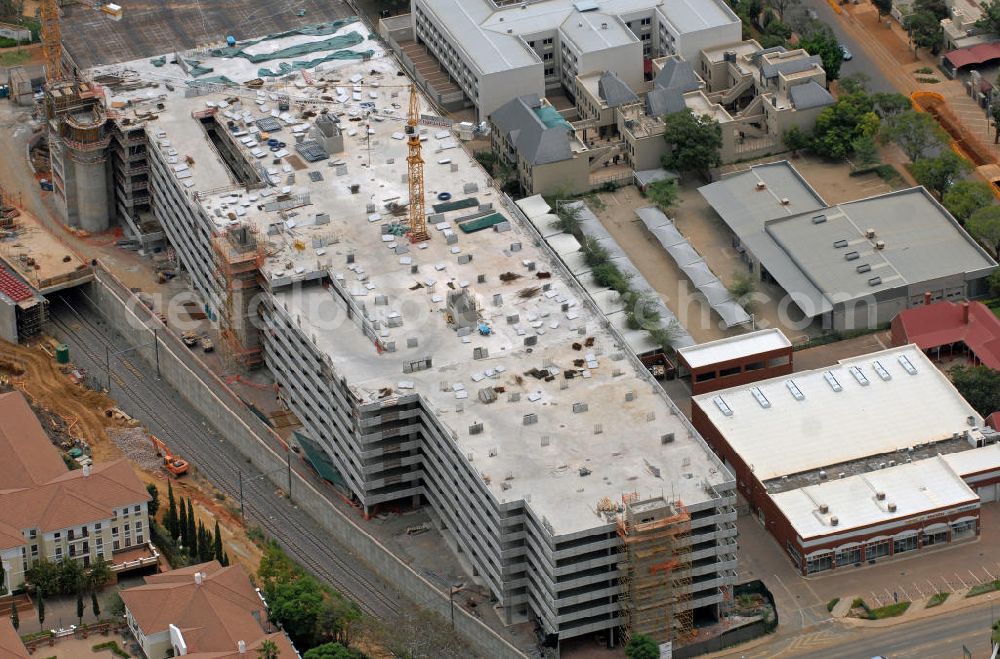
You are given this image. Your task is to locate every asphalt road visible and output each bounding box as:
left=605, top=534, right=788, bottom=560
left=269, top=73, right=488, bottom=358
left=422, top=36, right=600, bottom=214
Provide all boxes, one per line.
left=795, top=0, right=897, bottom=93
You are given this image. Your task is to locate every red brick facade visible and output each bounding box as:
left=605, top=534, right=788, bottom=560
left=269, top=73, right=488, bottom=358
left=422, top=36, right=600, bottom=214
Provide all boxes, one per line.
left=680, top=345, right=793, bottom=396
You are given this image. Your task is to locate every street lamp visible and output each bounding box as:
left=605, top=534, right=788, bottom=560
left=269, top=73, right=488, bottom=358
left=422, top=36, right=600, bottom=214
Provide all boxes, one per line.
left=449, top=584, right=462, bottom=629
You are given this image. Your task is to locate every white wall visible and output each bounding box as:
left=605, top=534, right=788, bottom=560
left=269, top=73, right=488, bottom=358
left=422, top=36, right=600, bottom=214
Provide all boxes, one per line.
left=478, top=64, right=546, bottom=121
left=576, top=41, right=644, bottom=90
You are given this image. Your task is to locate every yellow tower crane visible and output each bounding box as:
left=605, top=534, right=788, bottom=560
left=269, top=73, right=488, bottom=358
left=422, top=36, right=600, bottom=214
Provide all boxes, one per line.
left=40, top=0, right=124, bottom=82
left=405, top=83, right=430, bottom=244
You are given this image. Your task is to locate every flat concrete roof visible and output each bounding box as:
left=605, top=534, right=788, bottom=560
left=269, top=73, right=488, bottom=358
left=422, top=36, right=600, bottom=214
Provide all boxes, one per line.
left=89, top=23, right=728, bottom=536
left=693, top=345, right=983, bottom=481
left=771, top=456, right=978, bottom=542
left=558, top=13, right=638, bottom=52
left=678, top=329, right=790, bottom=370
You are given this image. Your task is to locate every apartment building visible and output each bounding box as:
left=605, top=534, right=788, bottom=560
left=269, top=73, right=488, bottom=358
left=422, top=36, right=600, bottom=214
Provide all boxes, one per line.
left=388, top=0, right=740, bottom=119
left=0, top=392, right=153, bottom=592
left=121, top=561, right=297, bottom=658
left=89, top=26, right=738, bottom=649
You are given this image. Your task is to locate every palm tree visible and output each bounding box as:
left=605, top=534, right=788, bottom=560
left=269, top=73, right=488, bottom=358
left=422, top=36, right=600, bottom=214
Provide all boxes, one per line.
left=257, top=639, right=279, bottom=659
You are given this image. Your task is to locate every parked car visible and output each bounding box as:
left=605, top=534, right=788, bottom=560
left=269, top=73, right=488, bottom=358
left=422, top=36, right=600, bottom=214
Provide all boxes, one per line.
left=840, top=44, right=853, bottom=60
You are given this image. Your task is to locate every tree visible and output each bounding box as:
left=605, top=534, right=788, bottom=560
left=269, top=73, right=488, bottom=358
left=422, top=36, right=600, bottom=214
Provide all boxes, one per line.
left=25, top=559, right=60, bottom=598
left=316, top=596, right=362, bottom=647
left=267, top=575, right=326, bottom=648
left=303, top=642, right=364, bottom=659
left=625, top=633, right=660, bottom=659
left=967, top=204, right=1000, bottom=259
left=873, top=0, right=893, bottom=18
left=911, top=151, right=970, bottom=199
left=852, top=134, right=880, bottom=168
left=107, top=593, right=125, bottom=618
left=178, top=496, right=189, bottom=548
left=949, top=365, right=1000, bottom=416
left=76, top=590, right=85, bottom=626
left=222, top=551, right=230, bottom=567
left=36, top=594, right=44, bottom=632
left=989, top=268, right=1000, bottom=297
left=943, top=180, right=994, bottom=224
left=976, top=0, right=1000, bottom=33
left=799, top=25, right=843, bottom=83
left=660, top=109, right=722, bottom=179
left=146, top=483, right=160, bottom=520
left=812, top=93, right=880, bottom=160
left=783, top=126, right=811, bottom=154
left=643, top=178, right=678, bottom=212
left=257, top=639, right=280, bottom=659
left=91, top=591, right=100, bottom=619
left=213, top=520, right=224, bottom=563
left=872, top=92, right=913, bottom=121
left=186, top=499, right=196, bottom=552
left=166, top=480, right=179, bottom=541
left=904, top=10, right=944, bottom=54
left=58, top=558, right=85, bottom=596
left=991, top=103, right=1000, bottom=144
left=767, top=0, right=800, bottom=20
left=839, top=73, right=871, bottom=95
left=87, top=559, right=113, bottom=592
left=882, top=110, right=946, bottom=161
left=10, top=600, right=18, bottom=631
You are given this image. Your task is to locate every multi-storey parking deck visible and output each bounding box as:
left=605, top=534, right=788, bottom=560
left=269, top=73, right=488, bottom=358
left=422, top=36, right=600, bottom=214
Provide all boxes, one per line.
left=89, top=21, right=736, bottom=645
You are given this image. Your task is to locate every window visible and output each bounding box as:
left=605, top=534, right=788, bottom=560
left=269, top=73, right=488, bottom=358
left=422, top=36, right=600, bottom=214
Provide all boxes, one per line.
left=544, top=67, right=554, bottom=76
left=112, top=527, right=119, bottom=536
left=835, top=546, right=861, bottom=566
left=923, top=529, right=948, bottom=546
left=806, top=552, right=832, bottom=574
left=95, top=523, right=101, bottom=531
left=543, top=53, right=553, bottom=61
left=29, top=529, right=36, bottom=539
left=55, top=547, right=62, bottom=560
left=641, top=33, right=651, bottom=41
left=528, top=40, right=535, bottom=47
left=54, top=532, right=60, bottom=540
left=893, top=535, right=918, bottom=554
left=543, top=37, right=553, bottom=45
left=641, top=17, right=652, bottom=25
left=134, top=505, right=141, bottom=513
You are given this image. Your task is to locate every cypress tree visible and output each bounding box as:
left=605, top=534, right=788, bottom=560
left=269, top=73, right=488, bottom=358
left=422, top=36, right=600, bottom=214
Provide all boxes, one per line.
left=167, top=481, right=179, bottom=541
left=10, top=600, right=18, bottom=631
left=213, top=520, right=223, bottom=563
left=91, top=591, right=100, bottom=619
left=186, top=500, right=196, bottom=553
left=76, top=590, right=84, bottom=626
left=221, top=551, right=230, bottom=567
left=36, top=595, right=44, bottom=632
left=178, top=497, right=188, bottom=548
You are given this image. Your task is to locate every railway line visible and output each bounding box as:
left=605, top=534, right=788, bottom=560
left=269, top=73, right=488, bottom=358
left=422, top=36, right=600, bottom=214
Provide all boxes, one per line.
left=47, top=291, right=404, bottom=619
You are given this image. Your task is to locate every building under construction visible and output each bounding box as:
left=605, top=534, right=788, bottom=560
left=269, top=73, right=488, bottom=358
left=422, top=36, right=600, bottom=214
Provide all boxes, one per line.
left=617, top=496, right=694, bottom=647
left=80, top=21, right=737, bottom=650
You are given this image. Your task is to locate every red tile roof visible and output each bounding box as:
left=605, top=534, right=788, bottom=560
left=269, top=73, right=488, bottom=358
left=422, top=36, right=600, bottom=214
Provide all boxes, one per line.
left=0, top=265, right=33, bottom=303
left=944, top=42, right=1000, bottom=69
left=892, top=301, right=1000, bottom=370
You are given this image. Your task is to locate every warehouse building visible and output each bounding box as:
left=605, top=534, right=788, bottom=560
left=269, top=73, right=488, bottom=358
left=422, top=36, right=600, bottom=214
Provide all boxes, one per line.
left=380, top=0, right=741, bottom=120
left=88, top=23, right=738, bottom=649
left=691, top=346, right=1000, bottom=575
left=700, top=161, right=998, bottom=331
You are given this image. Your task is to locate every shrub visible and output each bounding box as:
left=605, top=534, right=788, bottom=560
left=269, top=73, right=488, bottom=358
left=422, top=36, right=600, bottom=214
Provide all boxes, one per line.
left=926, top=592, right=949, bottom=608
left=966, top=580, right=1000, bottom=598
left=92, top=641, right=129, bottom=658
left=826, top=597, right=840, bottom=612
left=865, top=601, right=911, bottom=619
left=850, top=597, right=866, bottom=609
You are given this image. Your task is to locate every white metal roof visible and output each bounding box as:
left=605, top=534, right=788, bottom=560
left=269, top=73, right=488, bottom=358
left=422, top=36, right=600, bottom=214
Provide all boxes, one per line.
left=942, top=442, right=1000, bottom=478
left=693, top=345, right=982, bottom=481
left=772, top=456, right=978, bottom=540
left=678, top=329, right=790, bottom=370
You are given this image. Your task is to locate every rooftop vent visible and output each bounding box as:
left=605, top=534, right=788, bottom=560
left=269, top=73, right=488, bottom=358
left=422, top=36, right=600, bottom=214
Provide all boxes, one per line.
left=785, top=379, right=804, bottom=401
left=811, top=214, right=827, bottom=224
left=876, top=491, right=886, bottom=501
left=873, top=360, right=891, bottom=381
left=849, top=365, right=869, bottom=386
left=868, top=276, right=882, bottom=286
left=824, top=371, right=842, bottom=392
left=713, top=395, right=733, bottom=417
left=830, top=516, right=839, bottom=526
left=755, top=181, right=767, bottom=191
left=898, top=355, right=918, bottom=375
left=819, top=470, right=827, bottom=480
left=845, top=251, right=860, bottom=261
left=780, top=198, right=790, bottom=205
left=750, top=386, right=770, bottom=409
left=866, top=228, right=876, bottom=239
left=875, top=240, right=885, bottom=250
left=856, top=263, right=871, bottom=273
left=819, top=503, right=829, bottom=513
left=661, top=432, right=675, bottom=444
left=833, top=239, right=849, bottom=248
left=888, top=502, right=897, bottom=512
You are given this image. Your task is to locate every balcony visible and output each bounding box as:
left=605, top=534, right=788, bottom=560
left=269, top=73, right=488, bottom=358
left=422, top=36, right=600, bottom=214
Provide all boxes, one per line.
left=110, top=543, right=160, bottom=573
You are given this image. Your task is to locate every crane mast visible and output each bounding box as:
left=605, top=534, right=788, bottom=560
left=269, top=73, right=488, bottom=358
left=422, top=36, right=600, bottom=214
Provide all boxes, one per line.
left=406, top=84, right=429, bottom=243
left=40, top=0, right=63, bottom=81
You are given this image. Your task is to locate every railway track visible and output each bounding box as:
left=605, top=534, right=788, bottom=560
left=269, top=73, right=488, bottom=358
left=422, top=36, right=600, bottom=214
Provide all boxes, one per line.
left=48, top=292, right=403, bottom=619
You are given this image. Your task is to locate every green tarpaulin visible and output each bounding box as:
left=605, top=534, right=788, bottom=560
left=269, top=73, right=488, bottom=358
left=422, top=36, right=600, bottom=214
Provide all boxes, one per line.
left=458, top=212, right=507, bottom=233
left=432, top=197, right=479, bottom=213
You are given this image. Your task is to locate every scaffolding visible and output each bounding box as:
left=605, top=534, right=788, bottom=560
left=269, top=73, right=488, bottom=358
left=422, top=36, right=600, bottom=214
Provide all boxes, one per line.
left=617, top=494, right=693, bottom=648
left=213, top=225, right=266, bottom=369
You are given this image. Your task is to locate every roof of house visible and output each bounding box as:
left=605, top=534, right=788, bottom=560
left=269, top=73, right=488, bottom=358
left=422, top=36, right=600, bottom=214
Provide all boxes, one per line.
left=944, top=41, right=1000, bottom=69
left=0, top=391, right=70, bottom=490
left=892, top=300, right=1000, bottom=370
left=597, top=70, right=639, bottom=107
left=788, top=80, right=834, bottom=109
left=122, top=562, right=295, bottom=656
left=759, top=52, right=823, bottom=79
left=678, top=329, right=791, bottom=370
left=692, top=345, right=983, bottom=481
left=184, top=633, right=298, bottom=658
left=771, top=456, right=979, bottom=541
left=0, top=391, right=149, bottom=547
left=654, top=58, right=702, bottom=93
left=0, top=617, right=29, bottom=659
left=490, top=95, right=574, bottom=165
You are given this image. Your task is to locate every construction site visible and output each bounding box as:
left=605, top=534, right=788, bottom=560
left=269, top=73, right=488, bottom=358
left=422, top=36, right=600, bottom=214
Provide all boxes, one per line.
left=8, top=13, right=740, bottom=651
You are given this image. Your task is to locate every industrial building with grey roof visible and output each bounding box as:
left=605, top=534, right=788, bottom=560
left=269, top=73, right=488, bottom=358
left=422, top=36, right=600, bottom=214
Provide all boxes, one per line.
left=700, top=161, right=998, bottom=330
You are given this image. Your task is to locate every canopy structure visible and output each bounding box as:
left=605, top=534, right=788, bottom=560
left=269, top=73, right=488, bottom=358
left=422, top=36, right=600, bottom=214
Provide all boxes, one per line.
left=635, top=206, right=751, bottom=328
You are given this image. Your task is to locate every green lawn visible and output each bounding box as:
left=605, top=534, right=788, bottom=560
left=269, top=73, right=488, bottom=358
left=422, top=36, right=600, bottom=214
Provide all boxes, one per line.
left=0, top=49, right=30, bottom=66
left=926, top=592, right=949, bottom=608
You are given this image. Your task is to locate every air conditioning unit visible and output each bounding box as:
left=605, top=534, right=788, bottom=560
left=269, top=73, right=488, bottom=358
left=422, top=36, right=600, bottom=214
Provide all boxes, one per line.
left=876, top=491, right=886, bottom=500
left=888, top=502, right=897, bottom=512
left=780, top=197, right=790, bottom=205
left=819, top=503, right=829, bottom=514
left=875, top=240, right=885, bottom=250
left=830, top=516, right=839, bottom=526
left=866, top=228, right=876, bottom=238
left=755, top=181, right=767, bottom=191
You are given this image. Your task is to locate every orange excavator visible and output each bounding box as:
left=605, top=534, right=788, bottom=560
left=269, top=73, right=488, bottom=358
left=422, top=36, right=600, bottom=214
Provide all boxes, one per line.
left=149, top=435, right=189, bottom=477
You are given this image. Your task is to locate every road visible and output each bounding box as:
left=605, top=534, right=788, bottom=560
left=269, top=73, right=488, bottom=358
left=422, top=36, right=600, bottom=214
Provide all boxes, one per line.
left=796, top=0, right=897, bottom=93
left=46, top=289, right=405, bottom=620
